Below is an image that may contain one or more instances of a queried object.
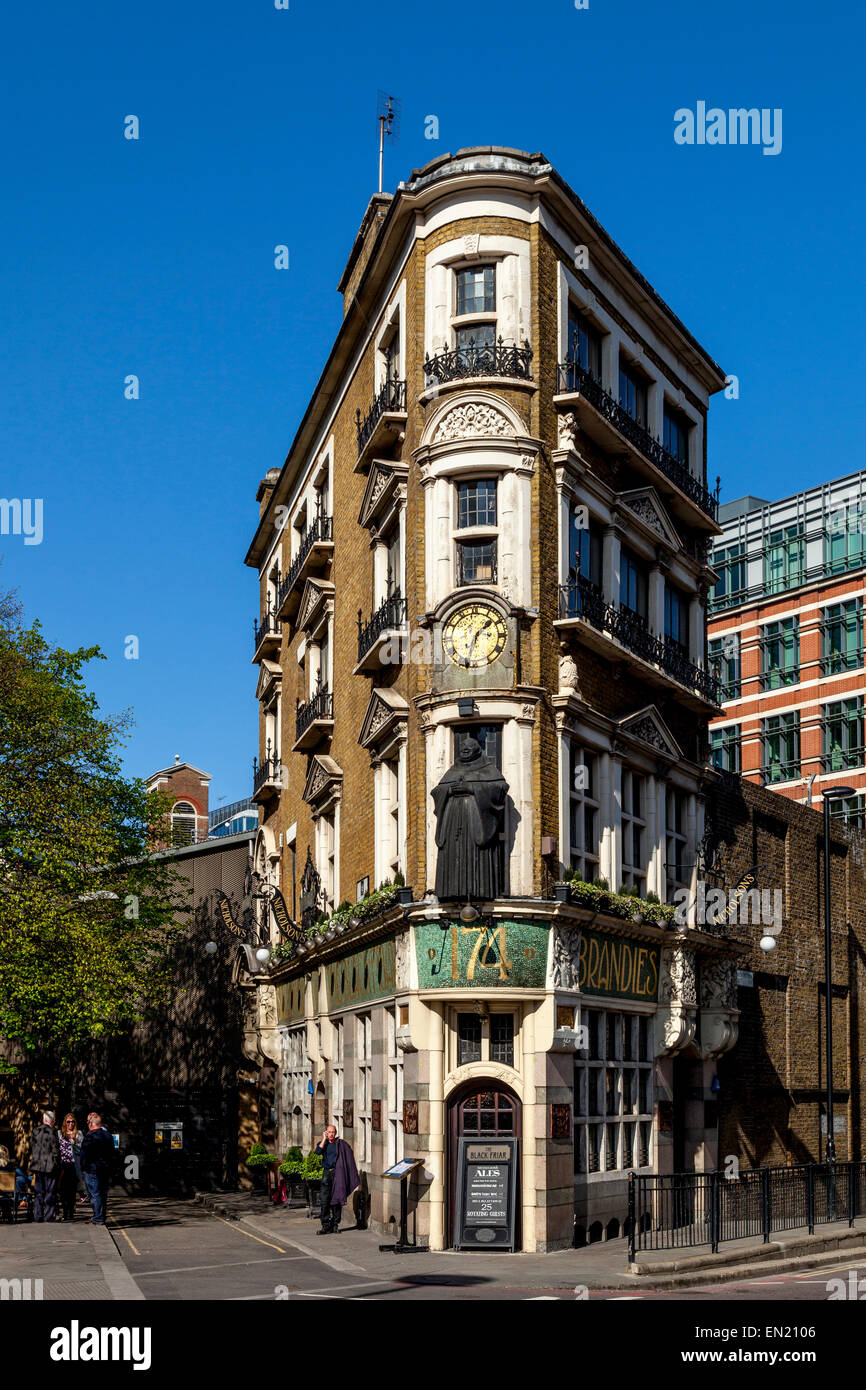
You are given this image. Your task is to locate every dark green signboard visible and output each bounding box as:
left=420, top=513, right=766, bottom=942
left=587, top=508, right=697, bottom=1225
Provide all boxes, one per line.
left=577, top=927, right=659, bottom=1002
left=415, top=919, right=548, bottom=989
left=276, top=977, right=306, bottom=1025
left=325, top=937, right=396, bottom=1009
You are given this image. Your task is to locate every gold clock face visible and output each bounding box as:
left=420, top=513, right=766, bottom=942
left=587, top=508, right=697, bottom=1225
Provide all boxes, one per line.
left=442, top=603, right=508, bottom=668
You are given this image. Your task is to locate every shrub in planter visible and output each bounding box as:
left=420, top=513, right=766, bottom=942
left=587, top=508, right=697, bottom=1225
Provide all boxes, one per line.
left=303, top=1150, right=324, bottom=1215
left=245, top=1142, right=279, bottom=1168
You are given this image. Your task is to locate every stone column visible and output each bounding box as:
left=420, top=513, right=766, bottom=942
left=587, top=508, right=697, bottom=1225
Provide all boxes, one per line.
left=602, top=526, right=620, bottom=608
left=649, top=564, right=665, bottom=638
left=599, top=750, right=614, bottom=886
left=647, top=379, right=663, bottom=442
left=610, top=754, right=623, bottom=891
left=645, top=772, right=660, bottom=897
left=521, top=1004, right=537, bottom=1251
left=428, top=1005, right=446, bottom=1251
left=689, top=593, right=704, bottom=666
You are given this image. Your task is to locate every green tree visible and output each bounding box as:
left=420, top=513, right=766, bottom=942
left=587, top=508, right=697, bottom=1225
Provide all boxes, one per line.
left=0, top=598, right=186, bottom=1072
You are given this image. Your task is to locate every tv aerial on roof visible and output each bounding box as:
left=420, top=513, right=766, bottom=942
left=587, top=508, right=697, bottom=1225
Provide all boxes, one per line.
left=376, top=91, right=401, bottom=194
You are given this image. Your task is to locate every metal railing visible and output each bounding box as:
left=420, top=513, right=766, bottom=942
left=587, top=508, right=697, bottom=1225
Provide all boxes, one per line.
left=357, top=593, right=408, bottom=662
left=253, top=746, right=282, bottom=796
left=424, top=337, right=533, bottom=385
left=356, top=377, right=406, bottom=457
left=253, top=607, right=279, bottom=654
left=276, top=514, right=333, bottom=611
left=556, top=358, right=718, bottom=521
left=558, top=577, right=722, bottom=705
left=296, top=686, right=334, bottom=741
left=208, top=797, right=257, bottom=830
left=628, top=1162, right=866, bottom=1260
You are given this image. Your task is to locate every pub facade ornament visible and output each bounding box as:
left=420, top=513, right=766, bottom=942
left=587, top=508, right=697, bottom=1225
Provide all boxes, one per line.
left=550, top=925, right=582, bottom=990
left=431, top=735, right=509, bottom=901
left=655, top=942, right=698, bottom=1056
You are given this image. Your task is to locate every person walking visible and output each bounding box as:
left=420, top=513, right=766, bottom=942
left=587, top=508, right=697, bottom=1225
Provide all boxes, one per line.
left=29, top=1111, right=61, bottom=1222
left=79, top=1112, right=114, bottom=1225
left=58, top=1115, right=81, bottom=1222
left=314, top=1123, right=359, bottom=1235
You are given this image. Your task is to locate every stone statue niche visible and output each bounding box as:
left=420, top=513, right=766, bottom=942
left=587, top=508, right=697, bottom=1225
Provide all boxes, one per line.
left=431, top=735, right=509, bottom=902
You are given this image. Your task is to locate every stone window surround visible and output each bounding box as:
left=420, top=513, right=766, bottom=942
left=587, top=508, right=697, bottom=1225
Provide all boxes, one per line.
left=556, top=463, right=709, bottom=668
left=416, top=392, right=539, bottom=612
left=418, top=689, right=538, bottom=898
left=425, top=233, right=531, bottom=359
left=557, top=260, right=704, bottom=479
left=445, top=1002, right=522, bottom=1079
left=373, top=280, right=406, bottom=393
left=279, top=436, right=334, bottom=569
left=557, top=718, right=703, bottom=905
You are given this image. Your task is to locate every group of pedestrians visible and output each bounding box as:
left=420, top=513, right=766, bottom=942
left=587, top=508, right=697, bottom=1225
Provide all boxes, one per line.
left=26, top=1110, right=115, bottom=1224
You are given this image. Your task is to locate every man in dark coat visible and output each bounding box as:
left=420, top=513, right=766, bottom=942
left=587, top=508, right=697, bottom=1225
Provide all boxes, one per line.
left=432, top=735, right=508, bottom=901
left=29, top=1111, right=61, bottom=1222
left=79, top=1112, right=115, bottom=1225
left=314, top=1124, right=359, bottom=1235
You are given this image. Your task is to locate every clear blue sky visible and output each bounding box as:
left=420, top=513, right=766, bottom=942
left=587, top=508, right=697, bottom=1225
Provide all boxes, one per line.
left=2, top=0, right=863, bottom=806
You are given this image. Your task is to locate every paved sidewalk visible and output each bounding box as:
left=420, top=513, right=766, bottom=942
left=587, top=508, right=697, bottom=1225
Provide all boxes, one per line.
left=0, top=1217, right=143, bottom=1300
left=195, top=1190, right=866, bottom=1291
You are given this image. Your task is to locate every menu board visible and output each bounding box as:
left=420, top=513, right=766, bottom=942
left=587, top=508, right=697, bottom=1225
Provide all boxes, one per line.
left=454, top=1138, right=519, bottom=1250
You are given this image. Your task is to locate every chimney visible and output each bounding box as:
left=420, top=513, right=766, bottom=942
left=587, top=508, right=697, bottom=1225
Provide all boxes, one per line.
left=256, top=467, right=281, bottom=520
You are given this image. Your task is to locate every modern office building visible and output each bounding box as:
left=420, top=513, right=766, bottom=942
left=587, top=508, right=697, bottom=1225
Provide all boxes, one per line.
left=242, top=146, right=739, bottom=1250
left=708, top=470, right=866, bottom=824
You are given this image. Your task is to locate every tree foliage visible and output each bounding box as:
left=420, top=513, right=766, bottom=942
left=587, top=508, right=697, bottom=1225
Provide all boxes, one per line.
left=0, top=598, right=187, bottom=1070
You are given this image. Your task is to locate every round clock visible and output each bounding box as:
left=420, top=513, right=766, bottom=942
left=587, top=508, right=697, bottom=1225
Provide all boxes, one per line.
left=442, top=602, right=508, bottom=668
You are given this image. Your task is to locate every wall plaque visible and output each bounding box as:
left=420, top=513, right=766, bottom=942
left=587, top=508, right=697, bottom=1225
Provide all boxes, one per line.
left=371, top=1099, right=382, bottom=1132
left=550, top=1104, right=571, bottom=1141
left=342, top=1100, right=353, bottom=1129
left=402, top=1100, right=418, bottom=1135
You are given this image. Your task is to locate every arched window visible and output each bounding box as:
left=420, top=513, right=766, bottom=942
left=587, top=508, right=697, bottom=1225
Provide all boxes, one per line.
left=171, top=801, right=197, bottom=846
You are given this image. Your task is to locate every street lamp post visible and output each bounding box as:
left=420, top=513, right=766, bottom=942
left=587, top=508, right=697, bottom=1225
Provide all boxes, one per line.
left=821, top=785, right=855, bottom=1165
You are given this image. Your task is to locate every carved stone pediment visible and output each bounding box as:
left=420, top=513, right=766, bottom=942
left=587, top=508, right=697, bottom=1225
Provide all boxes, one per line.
left=358, top=460, right=409, bottom=531
left=359, top=687, right=409, bottom=753
left=255, top=659, right=282, bottom=705
left=302, top=754, right=343, bottom=809
left=433, top=400, right=515, bottom=443
left=617, top=705, right=682, bottom=761
left=297, top=577, right=335, bottom=636
left=619, top=487, right=682, bottom=551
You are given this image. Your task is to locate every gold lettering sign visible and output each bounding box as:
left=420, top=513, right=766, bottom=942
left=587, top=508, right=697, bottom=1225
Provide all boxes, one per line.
left=216, top=891, right=245, bottom=940
left=577, top=929, right=660, bottom=1003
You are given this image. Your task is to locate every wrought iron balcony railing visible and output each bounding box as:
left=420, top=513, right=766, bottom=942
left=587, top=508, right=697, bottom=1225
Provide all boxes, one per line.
left=424, top=337, right=533, bottom=386
left=558, top=577, right=722, bottom=705
left=356, top=377, right=407, bottom=457
left=253, top=607, right=280, bottom=654
left=253, top=744, right=282, bottom=796
left=276, top=513, right=333, bottom=612
left=296, top=686, right=334, bottom=742
left=556, top=359, right=718, bottom=521
left=357, top=592, right=408, bottom=663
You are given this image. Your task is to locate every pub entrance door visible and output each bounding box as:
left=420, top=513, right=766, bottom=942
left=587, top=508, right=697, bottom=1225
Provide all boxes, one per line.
left=447, top=1081, right=521, bottom=1248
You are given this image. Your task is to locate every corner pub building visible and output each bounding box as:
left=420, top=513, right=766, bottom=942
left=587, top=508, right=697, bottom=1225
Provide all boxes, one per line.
left=242, top=148, right=739, bottom=1251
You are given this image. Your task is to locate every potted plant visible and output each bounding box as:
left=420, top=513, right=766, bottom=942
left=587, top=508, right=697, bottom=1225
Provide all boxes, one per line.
left=302, top=1148, right=324, bottom=1216
left=278, top=1146, right=305, bottom=1204
left=245, top=1141, right=279, bottom=1194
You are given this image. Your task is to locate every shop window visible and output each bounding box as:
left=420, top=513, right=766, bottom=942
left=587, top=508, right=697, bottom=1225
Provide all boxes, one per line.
left=574, top=1010, right=653, bottom=1175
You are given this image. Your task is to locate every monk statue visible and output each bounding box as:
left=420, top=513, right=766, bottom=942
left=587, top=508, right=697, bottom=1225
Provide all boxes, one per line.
left=431, top=735, right=509, bottom=901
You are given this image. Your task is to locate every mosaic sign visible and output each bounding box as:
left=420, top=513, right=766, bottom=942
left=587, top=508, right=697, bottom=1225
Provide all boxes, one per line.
left=325, top=937, right=396, bottom=1010
left=415, top=920, right=548, bottom=990
left=578, top=928, right=659, bottom=1003
left=275, top=977, right=306, bottom=1026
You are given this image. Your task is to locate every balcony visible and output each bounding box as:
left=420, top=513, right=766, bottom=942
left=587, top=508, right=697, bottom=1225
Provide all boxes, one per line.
left=556, top=577, right=722, bottom=710
left=423, top=337, right=533, bottom=390
left=252, top=607, right=280, bottom=662
left=355, top=593, right=409, bottom=673
left=294, top=685, right=334, bottom=751
left=275, top=514, right=333, bottom=621
left=356, top=378, right=407, bottom=471
left=252, top=744, right=283, bottom=802
left=554, top=360, right=718, bottom=525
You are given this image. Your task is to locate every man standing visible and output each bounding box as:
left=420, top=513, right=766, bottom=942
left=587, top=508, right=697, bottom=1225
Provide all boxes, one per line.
left=314, top=1123, right=359, bottom=1235
left=79, top=1112, right=114, bottom=1225
left=29, top=1111, right=60, bottom=1222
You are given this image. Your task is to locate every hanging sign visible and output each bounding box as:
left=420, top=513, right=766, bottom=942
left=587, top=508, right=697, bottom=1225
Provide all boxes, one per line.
left=454, top=1138, right=519, bottom=1251
left=720, top=866, right=759, bottom=923
left=216, top=891, right=246, bottom=940
left=270, top=888, right=304, bottom=943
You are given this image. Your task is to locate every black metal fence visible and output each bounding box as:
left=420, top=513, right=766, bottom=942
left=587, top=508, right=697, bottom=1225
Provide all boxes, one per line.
left=628, top=1162, right=866, bottom=1261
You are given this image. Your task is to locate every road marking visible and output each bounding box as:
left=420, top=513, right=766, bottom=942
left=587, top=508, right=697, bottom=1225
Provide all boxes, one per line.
left=525, top=1295, right=560, bottom=1300
left=208, top=1212, right=286, bottom=1253
left=109, top=1223, right=141, bottom=1257
left=241, top=1218, right=365, bottom=1274
left=135, top=1256, right=310, bottom=1277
